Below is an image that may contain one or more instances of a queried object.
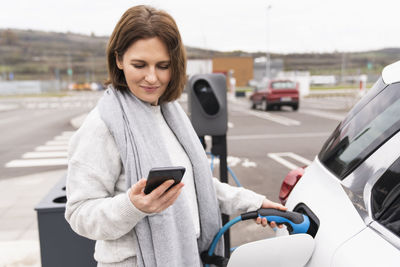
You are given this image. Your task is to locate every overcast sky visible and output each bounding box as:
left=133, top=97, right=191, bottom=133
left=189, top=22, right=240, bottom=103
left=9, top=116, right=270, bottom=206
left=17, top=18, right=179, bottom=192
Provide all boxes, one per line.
left=1, top=0, right=400, bottom=53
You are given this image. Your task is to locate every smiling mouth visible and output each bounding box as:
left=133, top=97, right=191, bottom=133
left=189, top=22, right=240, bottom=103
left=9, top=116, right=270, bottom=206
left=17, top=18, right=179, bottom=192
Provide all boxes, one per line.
left=140, top=85, right=159, bottom=93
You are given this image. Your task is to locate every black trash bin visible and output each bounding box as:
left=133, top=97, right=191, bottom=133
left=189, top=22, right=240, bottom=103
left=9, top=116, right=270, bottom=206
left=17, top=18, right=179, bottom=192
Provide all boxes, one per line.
left=35, top=175, right=96, bottom=267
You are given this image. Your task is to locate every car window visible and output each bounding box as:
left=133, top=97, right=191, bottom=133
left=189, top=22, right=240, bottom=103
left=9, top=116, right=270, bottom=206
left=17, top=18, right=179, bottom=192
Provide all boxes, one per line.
left=371, top=157, right=400, bottom=237
left=318, top=81, right=400, bottom=179
left=341, top=78, right=387, bottom=127
left=271, top=81, right=296, bottom=89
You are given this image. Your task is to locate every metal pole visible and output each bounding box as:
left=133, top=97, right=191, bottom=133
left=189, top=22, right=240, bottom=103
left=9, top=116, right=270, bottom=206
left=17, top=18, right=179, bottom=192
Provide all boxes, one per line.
left=266, top=5, right=272, bottom=80
left=211, top=135, right=230, bottom=257
left=219, top=136, right=229, bottom=258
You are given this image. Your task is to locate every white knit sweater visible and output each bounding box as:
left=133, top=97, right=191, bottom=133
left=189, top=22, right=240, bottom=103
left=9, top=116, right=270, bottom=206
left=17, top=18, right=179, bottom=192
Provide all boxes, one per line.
left=65, top=106, right=265, bottom=266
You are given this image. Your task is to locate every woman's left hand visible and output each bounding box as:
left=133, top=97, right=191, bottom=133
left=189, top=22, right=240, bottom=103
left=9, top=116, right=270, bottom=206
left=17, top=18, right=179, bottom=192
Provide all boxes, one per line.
left=255, top=198, right=287, bottom=228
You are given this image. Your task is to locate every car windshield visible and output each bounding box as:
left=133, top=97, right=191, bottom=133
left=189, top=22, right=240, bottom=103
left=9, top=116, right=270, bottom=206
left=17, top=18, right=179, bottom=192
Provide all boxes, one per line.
left=318, top=78, right=400, bottom=179
left=271, top=81, right=296, bottom=89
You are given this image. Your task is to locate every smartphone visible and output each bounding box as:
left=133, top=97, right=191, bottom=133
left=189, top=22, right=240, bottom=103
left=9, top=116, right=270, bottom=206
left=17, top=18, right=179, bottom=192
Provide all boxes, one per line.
left=143, top=166, right=186, bottom=194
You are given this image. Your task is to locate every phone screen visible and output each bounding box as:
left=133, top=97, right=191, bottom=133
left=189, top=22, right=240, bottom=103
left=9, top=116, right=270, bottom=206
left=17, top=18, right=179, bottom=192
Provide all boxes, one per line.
left=143, top=166, right=186, bottom=194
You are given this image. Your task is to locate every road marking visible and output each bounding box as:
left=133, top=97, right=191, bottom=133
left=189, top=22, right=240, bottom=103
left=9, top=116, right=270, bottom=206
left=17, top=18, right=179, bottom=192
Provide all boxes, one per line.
left=61, top=131, right=75, bottom=137
left=208, top=156, right=257, bottom=168
left=54, top=136, right=71, bottom=141
left=0, top=104, right=19, bottom=111
left=242, top=158, right=257, bottom=168
left=22, top=152, right=68, bottom=158
left=231, top=104, right=301, bottom=126
left=240, top=109, right=301, bottom=126
left=4, top=131, right=75, bottom=168
left=299, top=109, right=345, bottom=121
left=228, top=132, right=330, bottom=140
left=5, top=158, right=67, bottom=168
left=35, top=145, right=69, bottom=151
left=45, top=140, right=69, bottom=146
left=268, top=152, right=312, bottom=170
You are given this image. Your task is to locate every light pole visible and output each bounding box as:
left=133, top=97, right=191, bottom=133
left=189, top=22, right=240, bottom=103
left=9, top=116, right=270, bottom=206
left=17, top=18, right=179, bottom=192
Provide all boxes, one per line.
left=266, top=5, right=272, bottom=80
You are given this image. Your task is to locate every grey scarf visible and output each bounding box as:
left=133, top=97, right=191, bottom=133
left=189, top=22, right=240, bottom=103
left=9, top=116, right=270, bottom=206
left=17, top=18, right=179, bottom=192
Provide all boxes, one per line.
left=98, top=87, right=223, bottom=266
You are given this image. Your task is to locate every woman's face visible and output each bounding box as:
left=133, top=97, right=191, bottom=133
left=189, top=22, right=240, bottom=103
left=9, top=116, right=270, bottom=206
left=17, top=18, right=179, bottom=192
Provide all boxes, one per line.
left=116, top=37, right=171, bottom=105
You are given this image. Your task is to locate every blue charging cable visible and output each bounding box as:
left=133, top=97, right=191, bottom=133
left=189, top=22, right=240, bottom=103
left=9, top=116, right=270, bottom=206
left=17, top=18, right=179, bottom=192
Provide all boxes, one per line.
left=202, top=209, right=310, bottom=267
left=206, top=152, right=242, bottom=187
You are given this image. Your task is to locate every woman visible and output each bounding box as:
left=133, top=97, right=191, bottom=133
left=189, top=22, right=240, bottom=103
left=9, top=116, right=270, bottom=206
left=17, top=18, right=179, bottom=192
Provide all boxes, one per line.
left=65, top=5, right=286, bottom=267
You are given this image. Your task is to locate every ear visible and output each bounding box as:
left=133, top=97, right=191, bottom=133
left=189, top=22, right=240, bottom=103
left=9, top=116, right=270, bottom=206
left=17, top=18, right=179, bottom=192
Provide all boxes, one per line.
left=115, top=52, right=123, bottom=70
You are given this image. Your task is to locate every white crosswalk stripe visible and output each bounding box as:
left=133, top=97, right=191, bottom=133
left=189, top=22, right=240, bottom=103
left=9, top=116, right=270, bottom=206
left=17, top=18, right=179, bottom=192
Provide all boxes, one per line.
left=45, top=140, right=70, bottom=146
left=5, top=131, right=74, bottom=168
left=233, top=106, right=301, bottom=126
left=22, top=152, right=68, bottom=158
left=5, top=159, right=68, bottom=167
left=268, top=152, right=313, bottom=170
left=35, top=145, right=69, bottom=151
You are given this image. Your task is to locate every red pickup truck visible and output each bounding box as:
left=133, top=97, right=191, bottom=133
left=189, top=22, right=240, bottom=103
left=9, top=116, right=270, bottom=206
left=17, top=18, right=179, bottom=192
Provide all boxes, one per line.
left=250, top=80, right=299, bottom=111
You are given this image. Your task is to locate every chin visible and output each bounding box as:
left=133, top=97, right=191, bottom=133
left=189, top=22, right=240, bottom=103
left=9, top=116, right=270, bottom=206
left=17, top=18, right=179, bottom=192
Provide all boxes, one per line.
left=142, top=95, right=159, bottom=105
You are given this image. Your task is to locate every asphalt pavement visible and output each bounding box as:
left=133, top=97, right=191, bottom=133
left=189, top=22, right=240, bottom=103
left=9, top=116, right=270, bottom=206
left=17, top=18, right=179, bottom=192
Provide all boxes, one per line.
left=0, top=114, right=86, bottom=267
left=0, top=90, right=354, bottom=266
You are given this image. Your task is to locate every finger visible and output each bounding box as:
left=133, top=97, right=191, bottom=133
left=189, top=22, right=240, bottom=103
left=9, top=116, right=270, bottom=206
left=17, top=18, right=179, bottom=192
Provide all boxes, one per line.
left=149, top=179, right=175, bottom=199
left=158, top=186, right=183, bottom=211
left=262, top=199, right=288, bottom=211
left=275, top=204, right=288, bottom=211
left=256, top=217, right=261, bottom=224
left=261, top=217, right=268, bottom=227
left=131, top=179, right=147, bottom=194
left=160, top=183, right=184, bottom=204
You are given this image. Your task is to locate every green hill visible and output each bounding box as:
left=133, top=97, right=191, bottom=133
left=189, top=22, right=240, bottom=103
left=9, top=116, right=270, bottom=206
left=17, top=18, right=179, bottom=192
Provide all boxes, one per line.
left=1, top=28, right=399, bottom=82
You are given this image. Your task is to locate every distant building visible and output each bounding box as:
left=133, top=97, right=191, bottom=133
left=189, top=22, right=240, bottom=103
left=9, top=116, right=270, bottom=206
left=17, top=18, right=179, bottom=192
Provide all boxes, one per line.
left=310, top=75, right=337, bottom=86
left=276, top=71, right=310, bottom=96
left=186, top=59, right=212, bottom=77
left=253, top=58, right=284, bottom=82
left=212, top=57, right=253, bottom=87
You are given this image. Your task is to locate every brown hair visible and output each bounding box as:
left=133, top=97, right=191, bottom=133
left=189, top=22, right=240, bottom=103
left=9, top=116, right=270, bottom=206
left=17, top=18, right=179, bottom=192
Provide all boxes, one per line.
left=105, top=5, right=187, bottom=103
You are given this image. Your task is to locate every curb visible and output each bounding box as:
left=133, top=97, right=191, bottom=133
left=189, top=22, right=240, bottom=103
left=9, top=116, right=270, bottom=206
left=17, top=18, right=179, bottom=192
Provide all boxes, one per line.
left=0, top=104, right=19, bottom=112
left=0, top=169, right=67, bottom=267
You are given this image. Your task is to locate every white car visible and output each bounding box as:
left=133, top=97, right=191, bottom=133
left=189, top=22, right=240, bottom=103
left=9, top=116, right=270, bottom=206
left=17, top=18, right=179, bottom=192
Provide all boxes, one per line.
left=278, top=60, right=400, bottom=266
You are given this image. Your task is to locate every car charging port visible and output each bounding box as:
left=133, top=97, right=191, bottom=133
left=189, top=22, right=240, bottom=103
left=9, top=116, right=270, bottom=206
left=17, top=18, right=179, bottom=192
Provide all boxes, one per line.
left=293, top=203, right=320, bottom=238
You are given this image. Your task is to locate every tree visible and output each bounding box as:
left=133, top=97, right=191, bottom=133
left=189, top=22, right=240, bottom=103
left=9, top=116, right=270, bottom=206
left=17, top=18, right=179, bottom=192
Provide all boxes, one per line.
left=0, top=29, right=18, bottom=45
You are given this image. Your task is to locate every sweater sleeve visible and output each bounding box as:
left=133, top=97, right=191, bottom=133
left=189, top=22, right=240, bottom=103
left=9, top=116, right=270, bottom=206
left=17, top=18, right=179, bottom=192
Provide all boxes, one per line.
left=212, top=178, right=265, bottom=215
left=65, top=108, right=147, bottom=241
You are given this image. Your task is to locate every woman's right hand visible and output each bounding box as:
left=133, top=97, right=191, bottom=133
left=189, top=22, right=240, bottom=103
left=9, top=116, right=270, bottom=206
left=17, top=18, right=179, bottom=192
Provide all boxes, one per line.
left=129, top=178, right=184, bottom=214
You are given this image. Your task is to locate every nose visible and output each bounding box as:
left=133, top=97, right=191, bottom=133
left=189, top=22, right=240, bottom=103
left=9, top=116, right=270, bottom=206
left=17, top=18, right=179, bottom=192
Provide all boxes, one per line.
left=145, top=67, right=157, bottom=84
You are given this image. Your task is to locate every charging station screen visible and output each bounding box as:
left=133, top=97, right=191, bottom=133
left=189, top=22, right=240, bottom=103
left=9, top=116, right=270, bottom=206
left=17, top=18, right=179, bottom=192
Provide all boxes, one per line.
left=193, top=79, right=220, bottom=115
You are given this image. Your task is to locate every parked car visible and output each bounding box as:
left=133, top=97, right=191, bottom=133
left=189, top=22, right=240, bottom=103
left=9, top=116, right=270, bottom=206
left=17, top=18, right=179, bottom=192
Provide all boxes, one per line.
left=277, top=60, right=400, bottom=266
left=250, top=80, right=299, bottom=111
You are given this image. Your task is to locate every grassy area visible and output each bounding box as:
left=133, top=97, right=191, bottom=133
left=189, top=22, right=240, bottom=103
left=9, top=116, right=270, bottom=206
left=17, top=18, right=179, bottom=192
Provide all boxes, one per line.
left=0, top=91, right=70, bottom=98
left=236, top=86, right=255, bottom=92
left=310, top=83, right=373, bottom=90
left=237, top=85, right=373, bottom=91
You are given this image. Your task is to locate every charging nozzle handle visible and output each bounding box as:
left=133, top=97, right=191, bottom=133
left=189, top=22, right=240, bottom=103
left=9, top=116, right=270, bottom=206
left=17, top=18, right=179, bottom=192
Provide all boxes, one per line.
left=240, top=208, right=310, bottom=234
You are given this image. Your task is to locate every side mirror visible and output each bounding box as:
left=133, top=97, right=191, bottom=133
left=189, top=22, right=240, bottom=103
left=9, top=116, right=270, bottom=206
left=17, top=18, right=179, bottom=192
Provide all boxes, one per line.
left=227, top=234, right=314, bottom=267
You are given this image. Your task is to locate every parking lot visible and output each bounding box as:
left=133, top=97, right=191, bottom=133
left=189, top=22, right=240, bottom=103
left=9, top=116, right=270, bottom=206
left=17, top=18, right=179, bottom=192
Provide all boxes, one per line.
left=0, top=91, right=356, bottom=264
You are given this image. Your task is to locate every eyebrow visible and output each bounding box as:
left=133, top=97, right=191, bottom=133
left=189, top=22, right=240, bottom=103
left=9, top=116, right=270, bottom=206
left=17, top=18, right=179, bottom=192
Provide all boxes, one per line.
left=129, top=59, right=171, bottom=64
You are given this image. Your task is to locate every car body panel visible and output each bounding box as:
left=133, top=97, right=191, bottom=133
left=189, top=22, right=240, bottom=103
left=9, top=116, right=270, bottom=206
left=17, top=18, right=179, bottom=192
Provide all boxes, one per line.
left=279, top=62, right=400, bottom=266
left=228, top=234, right=315, bottom=267
left=382, top=60, right=400, bottom=84
left=331, top=226, right=400, bottom=267
left=282, top=132, right=400, bottom=266
left=283, top=158, right=368, bottom=266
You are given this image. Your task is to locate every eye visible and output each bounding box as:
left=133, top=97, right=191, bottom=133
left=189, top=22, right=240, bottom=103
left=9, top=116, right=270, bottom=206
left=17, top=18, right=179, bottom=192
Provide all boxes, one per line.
left=158, top=64, right=170, bottom=70
left=132, top=64, right=145, bottom=69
